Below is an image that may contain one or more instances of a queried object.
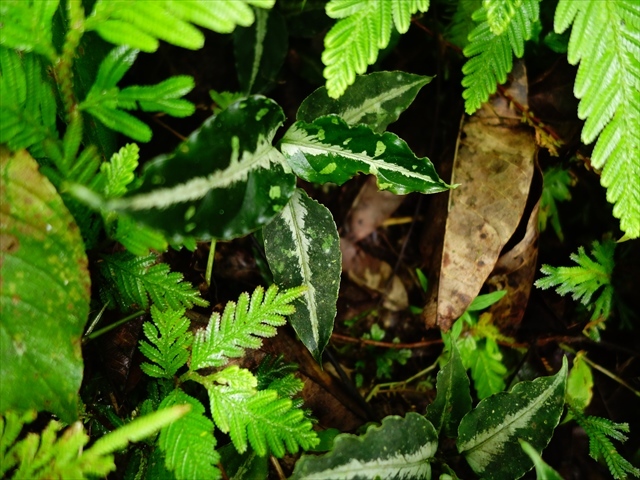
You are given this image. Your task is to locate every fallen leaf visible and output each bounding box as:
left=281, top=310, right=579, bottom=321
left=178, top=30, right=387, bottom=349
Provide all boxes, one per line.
left=422, top=61, right=537, bottom=330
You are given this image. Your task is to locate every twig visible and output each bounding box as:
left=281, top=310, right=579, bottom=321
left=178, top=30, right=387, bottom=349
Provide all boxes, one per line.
left=331, top=332, right=442, bottom=349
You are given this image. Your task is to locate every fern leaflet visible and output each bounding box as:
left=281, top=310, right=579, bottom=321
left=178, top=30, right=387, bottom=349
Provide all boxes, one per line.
left=204, top=366, right=318, bottom=457
left=84, top=0, right=276, bottom=52
left=484, top=0, right=523, bottom=36
left=554, top=0, right=640, bottom=238
left=322, top=0, right=430, bottom=98
left=140, top=307, right=193, bottom=379
left=535, top=239, right=615, bottom=326
left=79, top=46, right=195, bottom=142
left=539, top=165, right=574, bottom=242
left=190, top=285, right=306, bottom=370
left=0, top=48, right=57, bottom=154
left=571, top=409, right=640, bottom=480
left=98, top=251, right=209, bottom=312
left=462, top=0, right=539, bottom=114
left=157, top=390, right=220, bottom=480
left=0, top=0, right=58, bottom=61
left=99, top=143, right=139, bottom=198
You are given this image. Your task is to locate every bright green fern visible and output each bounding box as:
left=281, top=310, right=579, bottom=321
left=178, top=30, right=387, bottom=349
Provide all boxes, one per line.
left=134, top=285, right=318, bottom=478
left=97, top=251, right=209, bottom=312
left=570, top=408, right=640, bottom=480
left=322, top=0, right=431, bottom=98
left=536, top=239, right=616, bottom=339
left=461, top=0, right=540, bottom=114
left=554, top=0, right=640, bottom=238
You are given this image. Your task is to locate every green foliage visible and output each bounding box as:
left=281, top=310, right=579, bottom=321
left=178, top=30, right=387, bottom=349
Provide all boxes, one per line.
left=190, top=284, right=305, bottom=370
left=321, top=0, right=431, bottom=98
left=554, top=0, right=640, bottom=238
left=97, top=251, right=209, bottom=312
left=0, top=0, right=58, bottom=61
left=519, top=439, right=564, bottom=480
left=570, top=409, right=640, bottom=480
left=85, top=0, right=276, bottom=51
left=0, top=48, right=57, bottom=153
left=536, top=239, right=615, bottom=339
left=0, top=406, right=189, bottom=480
left=79, top=46, right=195, bottom=142
left=462, top=0, right=540, bottom=114
left=539, top=165, right=574, bottom=241
left=139, top=307, right=193, bottom=379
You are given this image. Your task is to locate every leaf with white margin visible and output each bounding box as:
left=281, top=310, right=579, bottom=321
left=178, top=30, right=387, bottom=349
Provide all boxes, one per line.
left=457, top=357, right=568, bottom=479
left=297, top=71, right=433, bottom=133
left=280, top=115, right=451, bottom=195
left=290, top=413, right=438, bottom=480
left=263, top=189, right=341, bottom=362
left=78, top=96, right=296, bottom=242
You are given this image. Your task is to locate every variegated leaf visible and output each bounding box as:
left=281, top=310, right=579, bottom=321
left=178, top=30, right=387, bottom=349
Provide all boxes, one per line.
left=291, top=413, right=438, bottom=480
left=234, top=8, right=288, bottom=94
left=457, top=357, right=568, bottom=479
left=297, top=71, right=433, bottom=132
left=263, top=189, right=341, bottom=362
left=101, top=96, right=296, bottom=242
left=425, top=341, right=472, bottom=438
left=280, top=115, right=450, bottom=195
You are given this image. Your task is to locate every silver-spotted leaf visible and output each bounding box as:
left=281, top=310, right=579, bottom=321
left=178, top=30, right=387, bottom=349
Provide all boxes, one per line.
left=426, top=341, right=472, bottom=437
left=297, top=71, right=433, bottom=132
left=280, top=115, right=450, bottom=195
left=291, top=413, right=438, bottom=479
left=0, top=148, right=90, bottom=422
left=457, top=357, right=568, bottom=479
left=104, top=96, right=296, bottom=242
left=263, top=189, right=341, bottom=362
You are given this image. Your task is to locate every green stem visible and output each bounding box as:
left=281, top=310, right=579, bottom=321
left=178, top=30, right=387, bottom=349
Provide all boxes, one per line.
left=206, top=240, right=217, bottom=287
left=56, top=0, right=85, bottom=122
left=84, top=310, right=145, bottom=342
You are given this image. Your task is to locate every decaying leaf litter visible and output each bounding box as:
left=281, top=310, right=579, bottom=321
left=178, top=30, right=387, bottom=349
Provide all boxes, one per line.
left=83, top=23, right=640, bottom=479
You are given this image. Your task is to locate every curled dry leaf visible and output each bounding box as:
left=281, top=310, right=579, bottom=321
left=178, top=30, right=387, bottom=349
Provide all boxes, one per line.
left=422, top=61, right=537, bottom=331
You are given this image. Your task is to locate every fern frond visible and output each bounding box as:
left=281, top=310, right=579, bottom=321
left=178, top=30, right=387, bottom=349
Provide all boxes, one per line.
left=140, top=307, right=193, bottom=379
left=483, top=0, right=523, bottom=36
left=539, top=166, right=574, bottom=241
left=113, top=216, right=169, bottom=256
left=157, top=390, right=220, bottom=480
left=444, top=0, right=482, bottom=48
left=0, top=412, right=113, bottom=479
left=79, top=46, right=195, bottom=142
left=461, top=0, right=539, bottom=114
left=190, top=285, right=306, bottom=370
left=98, top=251, right=209, bottom=312
left=205, top=367, right=318, bottom=457
left=85, top=0, right=275, bottom=52
left=554, top=0, right=640, bottom=238
left=0, top=0, right=58, bottom=61
left=0, top=48, right=57, bottom=153
left=100, top=143, right=139, bottom=198
left=535, top=239, right=615, bottom=325
left=322, top=0, right=430, bottom=98
left=572, top=410, right=640, bottom=480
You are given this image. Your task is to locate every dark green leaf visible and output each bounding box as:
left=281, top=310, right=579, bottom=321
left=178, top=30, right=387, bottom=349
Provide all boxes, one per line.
left=280, top=115, right=450, bottom=195
left=263, top=189, right=341, bottom=362
left=457, top=357, right=568, bottom=479
left=0, top=149, right=90, bottom=422
left=234, top=8, right=288, bottom=94
left=426, top=342, right=472, bottom=437
left=297, top=71, right=432, bottom=133
left=291, top=413, right=438, bottom=479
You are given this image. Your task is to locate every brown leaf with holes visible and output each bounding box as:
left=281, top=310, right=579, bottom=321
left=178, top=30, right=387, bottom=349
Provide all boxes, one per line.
left=422, top=61, right=537, bottom=331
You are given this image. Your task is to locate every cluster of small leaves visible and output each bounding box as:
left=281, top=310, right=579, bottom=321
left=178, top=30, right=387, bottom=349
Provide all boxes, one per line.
left=97, top=251, right=209, bottom=312
left=190, top=284, right=306, bottom=370
left=554, top=0, right=640, bottom=238
left=354, top=324, right=412, bottom=387
left=445, top=291, right=514, bottom=399
left=462, top=0, right=540, bottom=114
left=139, top=307, right=193, bottom=379
left=0, top=407, right=188, bottom=480
left=571, top=408, right=640, bottom=480
left=539, top=165, right=574, bottom=241
left=536, top=239, right=616, bottom=334
left=321, top=0, right=430, bottom=98
left=78, top=46, right=195, bottom=142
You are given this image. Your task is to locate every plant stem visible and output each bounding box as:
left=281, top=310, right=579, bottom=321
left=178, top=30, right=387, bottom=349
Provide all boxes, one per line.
left=206, top=240, right=217, bottom=287
left=56, top=0, right=85, bottom=122
left=84, top=310, right=145, bottom=342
